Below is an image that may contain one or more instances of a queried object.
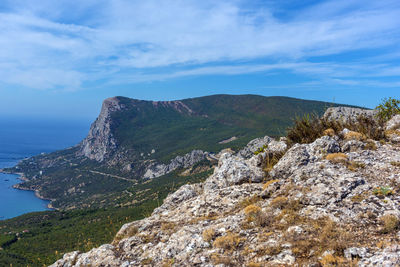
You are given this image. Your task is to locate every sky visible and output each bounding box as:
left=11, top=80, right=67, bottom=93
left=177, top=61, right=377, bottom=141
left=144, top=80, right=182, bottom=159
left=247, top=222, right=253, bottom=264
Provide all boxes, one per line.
left=0, top=0, right=399, bottom=120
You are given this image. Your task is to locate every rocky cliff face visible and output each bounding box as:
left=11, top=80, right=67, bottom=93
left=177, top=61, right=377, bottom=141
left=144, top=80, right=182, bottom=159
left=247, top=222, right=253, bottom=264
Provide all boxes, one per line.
left=52, top=108, right=400, bottom=266
left=78, top=97, right=125, bottom=162
left=143, top=150, right=215, bottom=179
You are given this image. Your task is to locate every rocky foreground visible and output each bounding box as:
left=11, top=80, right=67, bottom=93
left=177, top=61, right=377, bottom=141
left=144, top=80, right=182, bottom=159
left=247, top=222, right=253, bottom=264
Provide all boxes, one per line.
left=52, top=108, right=400, bottom=266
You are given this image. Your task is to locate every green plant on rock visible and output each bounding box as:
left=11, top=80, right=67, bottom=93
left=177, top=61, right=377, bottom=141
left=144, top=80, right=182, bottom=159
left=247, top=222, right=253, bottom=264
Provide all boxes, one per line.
left=373, top=186, right=393, bottom=197
left=254, top=144, right=268, bottom=155
left=376, top=97, right=400, bottom=122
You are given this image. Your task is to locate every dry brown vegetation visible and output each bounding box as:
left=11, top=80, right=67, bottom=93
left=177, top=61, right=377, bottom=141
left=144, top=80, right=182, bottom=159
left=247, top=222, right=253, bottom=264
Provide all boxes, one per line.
left=213, top=232, right=241, bottom=251
left=202, top=228, right=216, bottom=242
left=380, top=214, right=399, bottom=234
left=325, top=153, right=348, bottom=163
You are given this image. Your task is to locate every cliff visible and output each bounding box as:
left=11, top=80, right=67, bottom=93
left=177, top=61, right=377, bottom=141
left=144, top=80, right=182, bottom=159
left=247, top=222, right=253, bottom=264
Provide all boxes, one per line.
left=51, top=109, right=400, bottom=266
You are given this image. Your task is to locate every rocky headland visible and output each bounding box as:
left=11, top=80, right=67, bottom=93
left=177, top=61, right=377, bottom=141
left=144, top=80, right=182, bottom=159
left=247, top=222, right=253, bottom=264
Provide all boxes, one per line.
left=51, top=108, right=400, bottom=266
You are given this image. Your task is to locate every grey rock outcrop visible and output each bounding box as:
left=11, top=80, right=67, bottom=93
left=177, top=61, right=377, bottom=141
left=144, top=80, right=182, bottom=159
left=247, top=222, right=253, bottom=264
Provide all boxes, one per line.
left=386, top=114, right=400, bottom=131
left=143, top=150, right=212, bottom=179
left=238, top=136, right=273, bottom=158
left=52, top=116, right=400, bottom=266
left=78, top=97, right=125, bottom=162
left=323, top=106, right=378, bottom=123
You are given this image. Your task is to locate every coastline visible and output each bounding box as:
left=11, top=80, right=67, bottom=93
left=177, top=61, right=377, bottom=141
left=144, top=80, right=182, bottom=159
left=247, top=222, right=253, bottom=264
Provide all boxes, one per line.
left=0, top=168, right=55, bottom=210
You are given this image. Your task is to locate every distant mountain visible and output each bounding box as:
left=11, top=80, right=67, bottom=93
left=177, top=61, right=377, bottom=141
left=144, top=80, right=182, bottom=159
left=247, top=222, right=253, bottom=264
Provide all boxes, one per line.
left=4, top=94, right=351, bottom=209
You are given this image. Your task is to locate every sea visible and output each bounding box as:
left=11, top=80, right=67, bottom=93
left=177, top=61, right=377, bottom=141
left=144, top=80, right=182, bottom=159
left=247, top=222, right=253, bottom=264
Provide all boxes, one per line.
left=0, top=116, right=90, bottom=220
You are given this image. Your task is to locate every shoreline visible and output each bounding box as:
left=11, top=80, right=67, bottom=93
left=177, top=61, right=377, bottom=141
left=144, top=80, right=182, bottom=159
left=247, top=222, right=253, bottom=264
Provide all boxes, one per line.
left=0, top=168, right=56, bottom=210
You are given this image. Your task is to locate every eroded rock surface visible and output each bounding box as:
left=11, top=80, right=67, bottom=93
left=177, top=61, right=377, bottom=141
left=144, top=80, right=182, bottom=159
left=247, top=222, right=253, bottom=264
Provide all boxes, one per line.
left=52, top=112, right=400, bottom=267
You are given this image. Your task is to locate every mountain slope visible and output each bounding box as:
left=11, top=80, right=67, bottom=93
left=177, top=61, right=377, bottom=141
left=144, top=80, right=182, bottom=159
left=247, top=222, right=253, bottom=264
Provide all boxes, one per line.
left=51, top=108, right=400, bottom=267
left=4, top=94, right=350, bottom=210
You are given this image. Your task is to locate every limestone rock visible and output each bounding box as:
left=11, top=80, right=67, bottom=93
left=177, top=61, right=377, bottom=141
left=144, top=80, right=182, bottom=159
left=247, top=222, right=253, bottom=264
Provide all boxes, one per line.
left=238, top=136, right=273, bottom=158
left=143, top=150, right=212, bottom=179
left=385, top=114, right=400, bottom=131
left=323, top=106, right=377, bottom=123
left=53, top=126, right=400, bottom=267
left=78, top=97, right=124, bottom=162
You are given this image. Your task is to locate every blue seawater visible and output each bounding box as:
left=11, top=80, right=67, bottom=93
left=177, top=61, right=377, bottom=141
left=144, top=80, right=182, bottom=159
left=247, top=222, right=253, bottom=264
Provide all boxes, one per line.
left=0, top=116, right=90, bottom=220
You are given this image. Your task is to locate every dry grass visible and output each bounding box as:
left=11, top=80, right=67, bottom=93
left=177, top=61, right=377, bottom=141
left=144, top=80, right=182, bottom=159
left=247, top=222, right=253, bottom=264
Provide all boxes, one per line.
left=247, top=262, right=262, bottom=267
left=202, top=227, right=216, bottom=242
left=210, top=253, right=235, bottom=266
left=237, top=195, right=261, bottom=209
left=141, top=258, right=153, bottom=265
left=262, top=151, right=286, bottom=173
left=385, top=129, right=400, bottom=137
left=351, top=194, right=366, bottom=203
left=161, top=221, right=177, bottom=234
left=365, top=140, right=378, bottom=150
left=112, top=225, right=138, bottom=244
left=347, top=161, right=366, bottom=172
left=323, top=128, right=336, bottom=136
left=326, top=153, right=348, bottom=163
left=320, top=254, right=348, bottom=266
left=391, top=161, right=400, bottom=167
left=262, top=179, right=279, bottom=190
left=344, top=131, right=365, bottom=141
left=380, top=214, right=399, bottom=233
left=244, top=204, right=270, bottom=227
left=270, top=196, right=289, bottom=209
left=213, top=232, right=241, bottom=251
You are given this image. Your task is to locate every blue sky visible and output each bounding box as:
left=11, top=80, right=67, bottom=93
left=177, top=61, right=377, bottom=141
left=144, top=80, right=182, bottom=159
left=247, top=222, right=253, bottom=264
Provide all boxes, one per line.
left=0, top=0, right=399, bottom=120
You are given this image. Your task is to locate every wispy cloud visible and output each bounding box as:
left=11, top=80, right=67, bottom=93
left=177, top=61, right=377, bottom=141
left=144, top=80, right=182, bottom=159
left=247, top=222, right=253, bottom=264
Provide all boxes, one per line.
left=0, top=0, right=399, bottom=90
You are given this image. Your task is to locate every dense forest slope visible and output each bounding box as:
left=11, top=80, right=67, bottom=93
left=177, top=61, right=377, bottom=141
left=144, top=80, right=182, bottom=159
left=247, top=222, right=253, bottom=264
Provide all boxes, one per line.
left=3, top=95, right=344, bottom=210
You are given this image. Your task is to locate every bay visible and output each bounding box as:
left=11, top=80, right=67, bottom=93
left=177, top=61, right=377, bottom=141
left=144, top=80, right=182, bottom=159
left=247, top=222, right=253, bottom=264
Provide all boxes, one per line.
left=0, top=116, right=90, bottom=220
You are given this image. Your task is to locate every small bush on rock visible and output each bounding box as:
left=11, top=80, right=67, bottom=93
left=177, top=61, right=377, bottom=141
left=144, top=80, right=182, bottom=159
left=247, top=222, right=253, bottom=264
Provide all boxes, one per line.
left=376, top=97, right=400, bottom=122
left=380, top=214, right=399, bottom=233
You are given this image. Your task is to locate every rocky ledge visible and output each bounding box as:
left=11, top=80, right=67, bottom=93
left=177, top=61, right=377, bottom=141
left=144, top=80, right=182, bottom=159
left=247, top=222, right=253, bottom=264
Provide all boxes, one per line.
left=52, top=109, right=400, bottom=267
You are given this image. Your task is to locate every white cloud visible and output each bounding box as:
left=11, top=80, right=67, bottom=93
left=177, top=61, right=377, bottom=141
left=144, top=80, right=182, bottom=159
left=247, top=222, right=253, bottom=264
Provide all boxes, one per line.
left=0, top=0, right=399, bottom=90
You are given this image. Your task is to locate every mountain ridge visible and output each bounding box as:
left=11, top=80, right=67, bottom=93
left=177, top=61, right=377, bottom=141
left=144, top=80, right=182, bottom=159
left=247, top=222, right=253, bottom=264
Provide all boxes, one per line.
left=4, top=94, right=355, bottom=210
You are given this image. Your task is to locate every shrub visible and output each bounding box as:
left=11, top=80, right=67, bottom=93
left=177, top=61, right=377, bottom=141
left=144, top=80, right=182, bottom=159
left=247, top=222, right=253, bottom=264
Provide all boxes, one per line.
left=380, top=214, right=399, bottom=233
left=286, top=113, right=384, bottom=146
left=376, top=97, right=400, bottom=122
left=213, top=232, right=241, bottom=251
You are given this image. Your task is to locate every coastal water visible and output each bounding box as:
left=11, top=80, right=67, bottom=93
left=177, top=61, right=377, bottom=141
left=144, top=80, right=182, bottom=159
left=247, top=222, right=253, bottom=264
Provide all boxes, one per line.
left=0, top=116, right=90, bottom=220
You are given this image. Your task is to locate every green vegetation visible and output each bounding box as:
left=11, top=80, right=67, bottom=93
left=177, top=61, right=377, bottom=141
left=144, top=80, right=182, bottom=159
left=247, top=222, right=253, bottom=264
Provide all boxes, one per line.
left=373, top=186, right=394, bottom=197
left=0, top=167, right=213, bottom=266
left=376, top=97, right=400, bottom=122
